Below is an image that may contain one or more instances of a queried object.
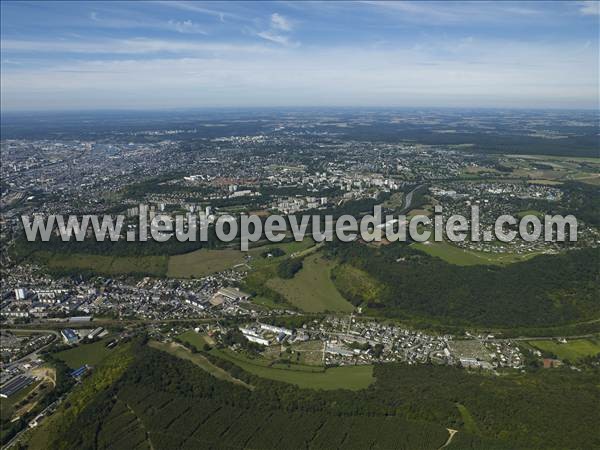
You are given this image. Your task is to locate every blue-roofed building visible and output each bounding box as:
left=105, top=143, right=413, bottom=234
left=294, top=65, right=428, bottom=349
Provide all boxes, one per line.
left=70, top=365, right=89, bottom=378
left=61, top=328, right=78, bottom=344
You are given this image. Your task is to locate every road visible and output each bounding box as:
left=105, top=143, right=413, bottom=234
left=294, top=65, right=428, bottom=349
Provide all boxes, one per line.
left=399, top=184, right=424, bottom=214
left=3, top=328, right=60, bottom=370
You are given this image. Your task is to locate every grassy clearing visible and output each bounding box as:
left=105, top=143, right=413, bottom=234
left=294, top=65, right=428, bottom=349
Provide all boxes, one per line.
left=209, top=347, right=373, bottom=390
left=177, top=330, right=208, bottom=348
left=248, top=239, right=316, bottom=268
left=167, top=241, right=316, bottom=278
left=456, top=403, right=480, bottom=435
left=167, top=249, right=247, bottom=278
left=332, top=264, right=382, bottom=305
left=382, top=192, right=404, bottom=209
left=267, top=253, right=354, bottom=313
left=148, top=340, right=253, bottom=389
left=517, top=209, right=544, bottom=219
left=54, top=339, right=113, bottom=369
left=35, top=251, right=167, bottom=277
left=412, top=241, right=542, bottom=266
left=527, top=338, right=600, bottom=361
left=527, top=179, right=563, bottom=186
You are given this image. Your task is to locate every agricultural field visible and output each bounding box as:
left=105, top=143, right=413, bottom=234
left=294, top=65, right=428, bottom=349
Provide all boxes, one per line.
left=412, top=240, right=543, bottom=266
left=504, top=154, right=600, bottom=185
left=33, top=251, right=168, bottom=277
left=209, top=347, right=374, bottom=390
left=267, top=253, right=354, bottom=313
left=54, top=339, right=113, bottom=369
left=527, top=338, right=600, bottom=361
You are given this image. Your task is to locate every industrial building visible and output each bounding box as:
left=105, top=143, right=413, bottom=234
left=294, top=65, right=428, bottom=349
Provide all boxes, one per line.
left=0, top=375, right=35, bottom=398
left=87, top=327, right=104, bottom=340
left=217, top=287, right=250, bottom=302
left=61, top=328, right=78, bottom=344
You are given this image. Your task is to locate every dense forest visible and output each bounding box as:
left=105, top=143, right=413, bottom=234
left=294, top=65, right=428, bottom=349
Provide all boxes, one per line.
left=35, top=339, right=600, bottom=449
left=327, top=242, right=600, bottom=328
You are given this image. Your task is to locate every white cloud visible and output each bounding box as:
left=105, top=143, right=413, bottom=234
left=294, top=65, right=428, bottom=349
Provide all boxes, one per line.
left=579, top=1, right=600, bottom=16
left=255, top=12, right=296, bottom=46
left=270, top=13, right=292, bottom=31
left=90, top=12, right=207, bottom=34
left=0, top=38, right=275, bottom=55
left=256, top=31, right=290, bottom=46
left=166, top=19, right=206, bottom=34
left=154, top=1, right=244, bottom=22
left=2, top=39, right=597, bottom=110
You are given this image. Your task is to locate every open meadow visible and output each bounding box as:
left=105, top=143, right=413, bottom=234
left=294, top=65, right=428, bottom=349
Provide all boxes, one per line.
left=34, top=251, right=168, bottom=277
left=208, top=347, right=373, bottom=390
left=412, top=241, right=543, bottom=266
left=54, top=339, right=113, bottom=369
left=167, top=248, right=247, bottom=278
left=527, top=338, right=600, bottom=361
left=267, top=253, right=354, bottom=313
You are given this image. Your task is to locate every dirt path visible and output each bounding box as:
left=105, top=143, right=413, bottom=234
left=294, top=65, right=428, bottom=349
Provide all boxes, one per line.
left=148, top=340, right=254, bottom=390
left=439, top=428, right=458, bottom=449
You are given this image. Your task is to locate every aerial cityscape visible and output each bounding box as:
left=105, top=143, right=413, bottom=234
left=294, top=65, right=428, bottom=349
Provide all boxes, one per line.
left=1, top=1, right=599, bottom=449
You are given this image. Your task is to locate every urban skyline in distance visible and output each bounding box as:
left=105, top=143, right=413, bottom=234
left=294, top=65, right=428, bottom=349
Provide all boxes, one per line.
left=1, top=0, right=599, bottom=111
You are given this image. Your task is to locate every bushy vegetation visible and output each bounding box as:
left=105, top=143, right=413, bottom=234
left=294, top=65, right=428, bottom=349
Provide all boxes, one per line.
left=276, top=257, right=303, bottom=278
left=32, top=340, right=600, bottom=449
left=327, top=241, right=600, bottom=328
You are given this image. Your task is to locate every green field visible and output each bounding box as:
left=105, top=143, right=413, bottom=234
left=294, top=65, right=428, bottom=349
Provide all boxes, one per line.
left=148, top=340, right=252, bottom=389
left=54, top=339, right=113, bottom=369
left=208, top=347, right=373, bottom=390
left=331, top=264, right=382, bottom=305
left=456, top=403, right=480, bottom=435
left=177, top=330, right=208, bottom=348
left=267, top=253, right=354, bottom=312
left=517, top=209, right=544, bottom=219
left=167, top=249, right=247, bottom=278
left=412, top=241, right=542, bottom=266
left=527, top=338, right=600, bottom=361
left=34, top=251, right=168, bottom=277
left=247, top=239, right=317, bottom=268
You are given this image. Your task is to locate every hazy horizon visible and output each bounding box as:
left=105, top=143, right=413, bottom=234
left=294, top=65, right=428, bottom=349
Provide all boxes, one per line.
left=1, top=1, right=599, bottom=111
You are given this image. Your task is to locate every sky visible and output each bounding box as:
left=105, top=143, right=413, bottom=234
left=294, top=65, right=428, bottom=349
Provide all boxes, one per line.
left=1, top=1, right=599, bottom=111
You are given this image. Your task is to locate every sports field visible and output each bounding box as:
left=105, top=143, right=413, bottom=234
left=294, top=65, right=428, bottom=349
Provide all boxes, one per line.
left=267, top=253, right=354, bottom=312
left=527, top=338, right=600, bottom=361
left=54, top=339, right=113, bottom=369
left=209, top=347, right=373, bottom=390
